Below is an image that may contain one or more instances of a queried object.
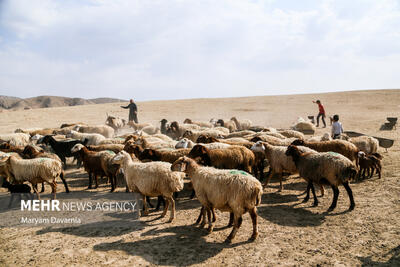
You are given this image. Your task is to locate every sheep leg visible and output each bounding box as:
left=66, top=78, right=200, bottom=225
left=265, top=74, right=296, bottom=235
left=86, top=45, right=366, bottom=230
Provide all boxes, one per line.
left=166, top=196, right=175, bottom=223
left=88, top=173, right=93, bottom=189
left=263, top=170, right=275, bottom=188
left=155, top=196, right=165, bottom=211
left=60, top=155, right=67, bottom=170
left=94, top=174, right=99, bottom=189
left=211, top=207, right=216, bottom=223
left=228, top=212, right=234, bottom=227
left=200, top=207, right=207, bottom=228
left=142, top=195, right=149, bottom=216
left=40, top=182, right=45, bottom=193
left=206, top=208, right=213, bottom=233
left=145, top=196, right=154, bottom=209
left=226, top=214, right=241, bottom=243
left=110, top=175, right=115, bottom=192
left=343, top=182, right=355, bottom=211
left=310, top=183, right=318, bottom=207
left=328, top=185, right=339, bottom=212
left=160, top=197, right=170, bottom=218
left=249, top=207, right=258, bottom=241
left=319, top=184, right=325, bottom=197
left=32, top=183, right=40, bottom=200
left=302, top=182, right=311, bottom=203
left=8, top=194, right=15, bottom=208
left=195, top=206, right=204, bottom=225
left=278, top=172, right=283, bottom=192
left=50, top=181, right=57, bottom=200
left=59, top=171, right=70, bottom=193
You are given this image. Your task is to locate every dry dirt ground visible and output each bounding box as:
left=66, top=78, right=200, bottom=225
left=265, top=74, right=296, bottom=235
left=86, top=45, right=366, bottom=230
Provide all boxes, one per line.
left=0, top=89, right=399, bottom=266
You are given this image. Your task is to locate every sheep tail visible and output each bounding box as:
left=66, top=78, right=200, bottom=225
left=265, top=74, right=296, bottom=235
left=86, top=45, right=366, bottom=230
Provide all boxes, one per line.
left=253, top=186, right=262, bottom=206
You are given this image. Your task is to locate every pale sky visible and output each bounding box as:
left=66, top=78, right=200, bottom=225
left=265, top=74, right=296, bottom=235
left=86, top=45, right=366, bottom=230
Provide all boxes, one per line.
left=0, top=0, right=399, bottom=101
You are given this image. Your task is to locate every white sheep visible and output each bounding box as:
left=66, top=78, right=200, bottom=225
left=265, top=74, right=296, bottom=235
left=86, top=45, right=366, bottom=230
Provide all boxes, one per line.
left=342, top=135, right=379, bottom=154
left=73, top=125, right=115, bottom=138
left=112, top=150, right=185, bottom=222
left=0, top=133, right=30, bottom=146
left=171, top=156, right=262, bottom=242
left=0, top=155, right=64, bottom=200
left=66, top=130, right=106, bottom=145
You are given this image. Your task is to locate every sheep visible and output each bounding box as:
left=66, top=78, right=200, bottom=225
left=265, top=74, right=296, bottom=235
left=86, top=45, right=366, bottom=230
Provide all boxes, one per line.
left=98, top=150, right=121, bottom=192
left=357, top=151, right=382, bottom=180
left=212, top=126, right=230, bottom=135
left=134, top=136, right=177, bottom=150
left=21, top=145, right=69, bottom=193
left=0, top=155, right=64, bottom=200
left=167, top=121, right=201, bottom=140
left=292, top=117, right=316, bottom=134
left=0, top=142, right=26, bottom=155
left=105, top=114, right=127, bottom=131
left=112, top=150, right=185, bottom=222
left=128, top=121, right=152, bottom=130
left=138, top=148, right=191, bottom=163
left=71, top=144, right=106, bottom=189
left=160, top=119, right=170, bottom=135
left=182, top=129, right=226, bottom=142
left=216, top=119, right=237, bottom=133
left=285, top=145, right=357, bottom=211
left=230, top=117, right=252, bottom=131
left=277, top=130, right=305, bottom=139
left=87, top=144, right=125, bottom=154
left=251, top=141, right=323, bottom=194
left=291, top=139, right=359, bottom=165
left=15, top=128, right=56, bottom=137
left=66, top=130, right=106, bottom=145
left=73, top=125, right=115, bottom=138
left=0, top=133, right=30, bottom=146
left=196, top=135, right=253, bottom=148
left=226, top=130, right=255, bottom=138
left=183, top=118, right=213, bottom=128
left=39, top=135, right=87, bottom=168
left=188, top=144, right=255, bottom=174
left=1, top=179, right=32, bottom=207
left=341, top=135, right=379, bottom=154
left=171, top=156, right=262, bottom=242
left=250, top=135, right=295, bottom=146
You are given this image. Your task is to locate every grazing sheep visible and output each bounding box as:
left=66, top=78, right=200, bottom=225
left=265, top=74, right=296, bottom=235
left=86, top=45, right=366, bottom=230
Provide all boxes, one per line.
left=357, top=151, right=382, bottom=180
left=0, top=155, right=64, bottom=200
left=188, top=144, right=255, bottom=174
left=230, top=117, right=252, bottom=131
left=285, top=145, right=357, bottom=211
left=291, top=139, right=359, bottom=165
left=66, top=130, right=106, bottom=145
left=171, top=156, right=262, bottom=242
left=73, top=125, right=115, bottom=138
left=251, top=141, right=323, bottom=193
left=0, top=133, right=30, bottom=146
left=183, top=118, right=213, bottom=128
left=112, top=151, right=185, bottom=222
left=71, top=144, right=106, bottom=189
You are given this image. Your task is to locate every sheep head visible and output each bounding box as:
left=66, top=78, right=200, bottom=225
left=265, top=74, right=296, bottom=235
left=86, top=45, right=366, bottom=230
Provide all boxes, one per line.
left=171, top=156, right=192, bottom=172
left=182, top=130, right=193, bottom=139
left=175, top=138, right=189, bottom=149
left=291, top=139, right=305, bottom=146
left=183, top=119, right=192, bottom=124
left=251, top=141, right=265, bottom=153
left=285, top=145, right=301, bottom=158
left=112, top=151, right=129, bottom=164
left=71, top=143, right=84, bottom=153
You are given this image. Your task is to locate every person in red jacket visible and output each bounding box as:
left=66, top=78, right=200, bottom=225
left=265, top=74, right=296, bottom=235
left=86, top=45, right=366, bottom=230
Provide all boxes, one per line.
left=313, top=100, right=326, bottom=128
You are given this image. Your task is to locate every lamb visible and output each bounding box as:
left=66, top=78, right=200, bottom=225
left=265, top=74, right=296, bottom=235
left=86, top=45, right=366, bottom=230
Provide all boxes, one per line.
left=183, top=118, right=213, bottom=128
left=66, top=130, right=106, bottom=145
left=2, top=180, right=32, bottom=207
left=230, top=117, right=252, bottom=131
left=0, top=155, right=64, bottom=200
left=73, top=125, right=115, bottom=138
left=21, top=145, right=70, bottom=193
left=291, top=139, right=359, bottom=165
left=251, top=141, right=323, bottom=193
left=171, top=156, right=262, bottom=242
left=357, top=151, right=382, bottom=180
left=39, top=135, right=87, bottom=168
left=285, top=145, right=357, bottom=211
left=0, top=133, right=30, bottom=146
left=188, top=144, right=255, bottom=174
left=112, top=151, right=185, bottom=222
left=71, top=144, right=106, bottom=189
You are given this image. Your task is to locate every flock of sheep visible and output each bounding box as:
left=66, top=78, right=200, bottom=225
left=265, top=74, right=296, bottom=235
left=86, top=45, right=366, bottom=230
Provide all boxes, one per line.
left=0, top=115, right=384, bottom=242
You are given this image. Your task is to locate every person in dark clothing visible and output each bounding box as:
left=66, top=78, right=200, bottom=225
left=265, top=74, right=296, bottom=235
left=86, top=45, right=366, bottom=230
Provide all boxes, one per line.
left=313, top=100, right=326, bottom=128
left=121, top=99, right=138, bottom=123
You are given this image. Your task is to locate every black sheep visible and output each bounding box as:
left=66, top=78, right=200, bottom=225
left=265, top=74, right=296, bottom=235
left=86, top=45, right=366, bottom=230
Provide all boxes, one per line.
left=2, top=180, right=33, bottom=207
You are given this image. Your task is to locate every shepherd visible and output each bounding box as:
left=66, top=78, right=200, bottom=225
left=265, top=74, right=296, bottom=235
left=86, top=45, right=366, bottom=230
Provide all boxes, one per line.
left=121, top=99, right=138, bottom=123
left=313, top=100, right=326, bottom=128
